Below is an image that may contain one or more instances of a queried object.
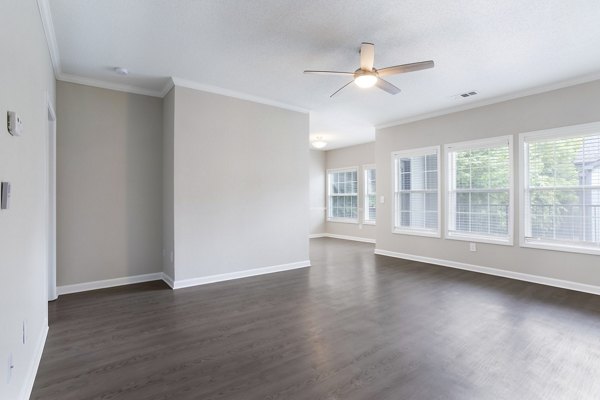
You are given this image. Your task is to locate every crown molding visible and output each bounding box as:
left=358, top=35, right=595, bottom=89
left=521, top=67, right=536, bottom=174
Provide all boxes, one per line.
left=171, top=77, right=310, bottom=114
left=57, top=72, right=166, bottom=97
left=159, top=77, right=175, bottom=97
left=376, top=70, right=600, bottom=130
left=37, top=0, right=61, bottom=77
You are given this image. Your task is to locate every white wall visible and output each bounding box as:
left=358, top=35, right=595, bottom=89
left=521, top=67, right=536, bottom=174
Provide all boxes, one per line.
left=0, top=1, right=56, bottom=398
left=376, top=79, right=600, bottom=288
left=171, top=86, right=310, bottom=282
left=56, top=82, right=163, bottom=286
left=325, top=142, right=376, bottom=241
left=309, top=150, right=326, bottom=235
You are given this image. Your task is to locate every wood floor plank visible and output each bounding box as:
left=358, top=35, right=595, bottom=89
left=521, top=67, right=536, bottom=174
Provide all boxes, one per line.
left=32, top=238, right=600, bottom=399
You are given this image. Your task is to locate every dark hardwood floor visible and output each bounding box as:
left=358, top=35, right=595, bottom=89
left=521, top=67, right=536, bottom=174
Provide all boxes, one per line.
left=32, top=238, right=600, bottom=399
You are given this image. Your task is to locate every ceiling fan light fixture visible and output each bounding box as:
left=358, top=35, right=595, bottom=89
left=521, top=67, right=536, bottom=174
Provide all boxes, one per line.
left=354, top=73, right=378, bottom=88
left=311, top=137, right=327, bottom=149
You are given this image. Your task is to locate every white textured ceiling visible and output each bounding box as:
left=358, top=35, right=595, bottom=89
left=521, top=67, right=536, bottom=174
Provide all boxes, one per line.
left=47, top=0, right=600, bottom=149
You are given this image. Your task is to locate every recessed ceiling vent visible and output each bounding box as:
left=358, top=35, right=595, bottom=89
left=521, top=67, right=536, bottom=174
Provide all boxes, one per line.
left=459, top=91, right=478, bottom=98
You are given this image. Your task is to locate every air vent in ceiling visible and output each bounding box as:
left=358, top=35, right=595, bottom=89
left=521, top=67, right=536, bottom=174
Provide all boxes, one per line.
left=459, top=91, right=478, bottom=98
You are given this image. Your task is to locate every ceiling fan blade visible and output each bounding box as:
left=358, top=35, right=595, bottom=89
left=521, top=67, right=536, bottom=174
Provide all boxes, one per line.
left=360, top=42, right=375, bottom=71
left=330, top=81, right=354, bottom=97
left=377, top=60, right=435, bottom=77
left=304, top=70, right=354, bottom=76
left=376, top=78, right=401, bottom=95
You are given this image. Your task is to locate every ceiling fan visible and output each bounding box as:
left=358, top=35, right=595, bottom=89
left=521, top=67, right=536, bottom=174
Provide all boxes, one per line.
left=304, top=42, right=434, bottom=97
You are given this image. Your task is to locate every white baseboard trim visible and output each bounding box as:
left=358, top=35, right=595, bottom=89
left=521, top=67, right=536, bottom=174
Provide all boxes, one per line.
left=161, top=273, right=175, bottom=289
left=19, top=320, right=48, bottom=400
left=321, top=233, right=376, bottom=244
left=374, top=248, right=600, bottom=296
left=57, top=272, right=163, bottom=295
left=309, top=233, right=326, bottom=239
left=172, top=260, right=311, bottom=290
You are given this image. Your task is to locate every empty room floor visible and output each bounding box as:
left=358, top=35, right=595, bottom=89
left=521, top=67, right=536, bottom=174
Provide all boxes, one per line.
left=32, top=238, right=600, bottom=400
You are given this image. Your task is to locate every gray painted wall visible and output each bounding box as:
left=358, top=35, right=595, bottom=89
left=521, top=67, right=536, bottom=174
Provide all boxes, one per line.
left=377, top=79, right=600, bottom=287
left=56, top=82, right=163, bottom=286
left=309, top=150, right=326, bottom=235
left=0, top=1, right=56, bottom=398
left=162, top=88, right=175, bottom=280
left=325, top=142, right=376, bottom=240
left=172, top=86, right=309, bottom=281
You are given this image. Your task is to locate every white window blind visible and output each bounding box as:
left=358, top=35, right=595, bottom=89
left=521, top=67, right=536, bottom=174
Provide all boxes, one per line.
left=328, top=168, right=358, bottom=222
left=364, top=166, right=376, bottom=224
left=446, top=136, right=513, bottom=244
left=522, top=127, right=600, bottom=254
left=393, top=147, right=440, bottom=236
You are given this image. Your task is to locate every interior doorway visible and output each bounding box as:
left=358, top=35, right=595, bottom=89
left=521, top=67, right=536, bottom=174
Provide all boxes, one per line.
left=47, top=96, right=57, bottom=301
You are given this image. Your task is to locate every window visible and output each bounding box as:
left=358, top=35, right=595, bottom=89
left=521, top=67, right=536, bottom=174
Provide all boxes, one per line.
left=446, top=136, right=513, bottom=245
left=521, top=122, right=600, bottom=255
left=363, top=165, right=376, bottom=224
left=327, top=167, right=358, bottom=223
left=393, top=147, right=440, bottom=236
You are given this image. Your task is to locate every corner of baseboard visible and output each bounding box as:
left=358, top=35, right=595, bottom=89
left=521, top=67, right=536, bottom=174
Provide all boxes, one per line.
left=162, top=273, right=175, bottom=289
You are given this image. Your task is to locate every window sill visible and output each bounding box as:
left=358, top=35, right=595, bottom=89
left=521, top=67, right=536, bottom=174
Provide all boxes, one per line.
left=327, top=218, right=359, bottom=224
left=393, top=228, right=441, bottom=238
left=521, top=239, right=600, bottom=256
left=446, top=232, right=513, bottom=246
left=363, top=221, right=376, bottom=226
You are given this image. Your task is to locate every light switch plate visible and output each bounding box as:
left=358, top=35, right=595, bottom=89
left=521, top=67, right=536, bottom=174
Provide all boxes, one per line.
left=1, top=182, right=10, bottom=210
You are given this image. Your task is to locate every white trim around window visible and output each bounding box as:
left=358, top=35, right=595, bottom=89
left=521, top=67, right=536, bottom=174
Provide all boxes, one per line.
left=392, top=146, right=441, bottom=238
left=363, top=164, right=376, bottom=225
left=444, top=135, right=514, bottom=246
left=327, top=166, right=359, bottom=224
left=519, top=121, right=600, bottom=256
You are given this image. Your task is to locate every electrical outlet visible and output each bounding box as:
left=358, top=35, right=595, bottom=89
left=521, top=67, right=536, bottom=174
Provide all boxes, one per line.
left=170, top=251, right=174, bottom=263
left=380, top=196, right=385, bottom=204
left=358, top=223, right=363, bottom=230
left=7, top=353, right=14, bottom=384
left=469, top=242, right=477, bottom=252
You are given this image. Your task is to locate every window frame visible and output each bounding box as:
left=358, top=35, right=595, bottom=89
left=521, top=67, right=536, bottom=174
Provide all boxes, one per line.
left=519, top=121, right=600, bottom=256
left=444, top=135, right=514, bottom=246
left=363, top=164, right=377, bottom=225
left=326, top=166, right=359, bottom=224
left=391, top=146, right=441, bottom=238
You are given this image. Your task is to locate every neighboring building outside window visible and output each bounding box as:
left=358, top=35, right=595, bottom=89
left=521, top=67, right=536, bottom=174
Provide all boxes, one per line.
left=364, top=165, right=376, bottom=224
left=445, top=136, right=513, bottom=245
left=327, top=167, right=358, bottom=223
left=393, top=146, right=440, bottom=237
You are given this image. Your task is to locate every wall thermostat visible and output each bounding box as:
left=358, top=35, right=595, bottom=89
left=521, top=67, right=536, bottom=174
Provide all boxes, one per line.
left=1, top=182, right=11, bottom=210
left=7, top=111, right=23, bottom=136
